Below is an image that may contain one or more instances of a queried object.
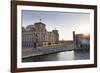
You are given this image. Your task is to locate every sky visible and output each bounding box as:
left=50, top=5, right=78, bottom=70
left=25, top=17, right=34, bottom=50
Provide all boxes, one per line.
left=22, top=10, right=90, bottom=40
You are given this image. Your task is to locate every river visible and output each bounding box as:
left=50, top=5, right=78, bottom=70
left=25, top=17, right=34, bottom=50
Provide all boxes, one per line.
left=22, top=50, right=90, bottom=62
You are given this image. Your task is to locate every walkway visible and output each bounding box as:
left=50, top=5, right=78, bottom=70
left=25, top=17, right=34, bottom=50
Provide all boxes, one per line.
left=22, top=43, right=74, bottom=58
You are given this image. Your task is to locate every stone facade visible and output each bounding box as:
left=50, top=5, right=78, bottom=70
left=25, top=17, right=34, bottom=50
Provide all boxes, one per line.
left=22, top=21, right=59, bottom=48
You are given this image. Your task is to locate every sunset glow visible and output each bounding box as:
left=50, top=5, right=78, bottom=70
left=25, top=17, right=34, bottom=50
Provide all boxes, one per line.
left=22, top=10, right=90, bottom=40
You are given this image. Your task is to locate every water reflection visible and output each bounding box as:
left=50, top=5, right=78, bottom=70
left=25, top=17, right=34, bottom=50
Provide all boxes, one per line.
left=22, top=50, right=90, bottom=62
left=58, top=51, right=75, bottom=60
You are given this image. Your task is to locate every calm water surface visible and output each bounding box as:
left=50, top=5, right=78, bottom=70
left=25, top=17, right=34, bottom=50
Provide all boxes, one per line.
left=22, top=50, right=90, bottom=62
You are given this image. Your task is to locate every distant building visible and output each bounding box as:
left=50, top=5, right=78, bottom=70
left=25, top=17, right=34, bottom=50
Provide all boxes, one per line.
left=73, top=31, right=90, bottom=49
left=22, top=21, right=59, bottom=48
